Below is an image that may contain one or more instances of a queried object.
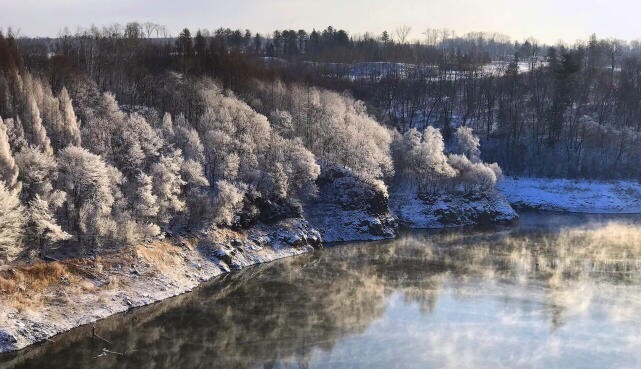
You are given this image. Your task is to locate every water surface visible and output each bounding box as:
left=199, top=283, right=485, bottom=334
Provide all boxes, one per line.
left=3, top=212, right=641, bottom=369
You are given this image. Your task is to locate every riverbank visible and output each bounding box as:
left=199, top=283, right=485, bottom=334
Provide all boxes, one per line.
left=0, top=188, right=516, bottom=354
left=390, top=190, right=518, bottom=228
left=498, top=177, right=641, bottom=213
left=0, top=219, right=319, bottom=353
left=6, top=212, right=641, bottom=369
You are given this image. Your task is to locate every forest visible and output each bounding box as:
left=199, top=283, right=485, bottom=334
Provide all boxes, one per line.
left=0, top=25, right=503, bottom=264
left=16, top=23, right=641, bottom=180
left=2, top=20, right=641, bottom=263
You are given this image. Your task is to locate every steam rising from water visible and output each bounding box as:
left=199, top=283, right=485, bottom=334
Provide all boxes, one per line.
left=6, top=215, right=641, bottom=369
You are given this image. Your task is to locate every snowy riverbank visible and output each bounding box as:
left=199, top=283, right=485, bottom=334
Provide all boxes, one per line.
left=0, top=184, right=517, bottom=354
left=498, top=177, right=641, bottom=213
left=390, top=190, right=518, bottom=228
left=304, top=163, right=397, bottom=243
left=0, top=219, right=320, bottom=353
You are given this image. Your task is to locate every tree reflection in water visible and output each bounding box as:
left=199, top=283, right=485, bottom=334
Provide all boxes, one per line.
left=4, top=213, right=641, bottom=369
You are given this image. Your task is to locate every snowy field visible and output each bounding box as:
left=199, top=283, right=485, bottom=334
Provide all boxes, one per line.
left=498, top=177, right=641, bottom=213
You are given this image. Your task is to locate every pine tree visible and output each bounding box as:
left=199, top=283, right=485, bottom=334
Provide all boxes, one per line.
left=22, top=91, right=53, bottom=155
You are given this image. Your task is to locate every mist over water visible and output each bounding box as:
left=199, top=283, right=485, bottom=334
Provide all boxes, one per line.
left=3, top=212, right=641, bottom=369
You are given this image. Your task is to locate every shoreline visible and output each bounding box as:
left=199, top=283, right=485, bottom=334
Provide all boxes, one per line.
left=0, top=219, right=319, bottom=354
left=499, top=177, right=641, bottom=214
left=3, top=179, right=621, bottom=355
left=0, top=195, right=511, bottom=354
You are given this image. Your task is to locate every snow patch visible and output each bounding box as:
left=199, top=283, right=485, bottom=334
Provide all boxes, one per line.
left=499, top=177, right=641, bottom=213
left=390, top=190, right=518, bottom=229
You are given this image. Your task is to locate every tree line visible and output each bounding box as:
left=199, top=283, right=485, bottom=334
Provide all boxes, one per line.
left=26, top=23, right=641, bottom=180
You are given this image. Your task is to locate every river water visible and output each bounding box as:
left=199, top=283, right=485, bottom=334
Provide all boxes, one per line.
left=3, top=212, right=641, bottom=369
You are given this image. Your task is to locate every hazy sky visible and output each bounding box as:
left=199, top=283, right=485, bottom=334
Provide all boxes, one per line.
left=1, top=0, right=640, bottom=43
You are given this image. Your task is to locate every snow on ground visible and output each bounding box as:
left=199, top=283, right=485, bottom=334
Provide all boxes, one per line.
left=0, top=219, right=319, bottom=353
left=498, top=177, right=641, bottom=213
left=305, top=204, right=396, bottom=243
left=390, top=190, right=518, bottom=229
left=304, top=163, right=398, bottom=243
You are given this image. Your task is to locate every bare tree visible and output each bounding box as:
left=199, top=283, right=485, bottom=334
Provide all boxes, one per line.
left=395, top=25, right=412, bottom=44
left=422, top=28, right=441, bottom=46
left=143, top=22, right=158, bottom=38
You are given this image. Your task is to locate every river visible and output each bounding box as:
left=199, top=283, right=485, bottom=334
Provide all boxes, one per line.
left=3, top=212, right=641, bottom=369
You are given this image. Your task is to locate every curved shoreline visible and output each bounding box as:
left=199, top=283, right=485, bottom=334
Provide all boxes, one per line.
left=0, top=219, right=319, bottom=354
left=1, top=192, right=518, bottom=355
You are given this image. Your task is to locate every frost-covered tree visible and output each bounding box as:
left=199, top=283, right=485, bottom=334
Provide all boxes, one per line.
left=259, top=135, right=320, bottom=201
left=213, top=180, right=245, bottom=225
left=3, top=117, right=26, bottom=152
left=40, top=94, right=62, bottom=146
left=447, top=154, right=502, bottom=194
left=174, top=124, right=205, bottom=163
left=270, top=109, right=295, bottom=138
left=416, top=127, right=456, bottom=179
left=454, top=126, right=481, bottom=163
left=252, top=81, right=393, bottom=181
left=58, top=87, right=82, bottom=147
left=57, top=146, right=124, bottom=252
left=180, top=159, right=210, bottom=224
left=194, top=81, right=322, bottom=220
left=112, top=113, right=164, bottom=177
left=198, top=84, right=272, bottom=185
left=150, top=149, right=186, bottom=225
left=393, top=125, right=502, bottom=195
left=133, top=172, right=159, bottom=220
left=392, top=127, right=456, bottom=192
left=160, top=112, right=175, bottom=140
left=0, top=182, right=25, bottom=263
left=0, top=116, right=20, bottom=191
left=81, top=92, right=126, bottom=158
left=181, top=159, right=209, bottom=187
left=15, top=146, right=58, bottom=202
left=27, top=195, right=72, bottom=256
left=22, top=88, right=53, bottom=155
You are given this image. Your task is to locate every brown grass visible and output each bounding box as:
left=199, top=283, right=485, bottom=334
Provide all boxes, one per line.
left=0, top=248, right=137, bottom=310
left=0, top=262, right=79, bottom=310
left=214, top=228, right=246, bottom=241
left=0, top=238, right=195, bottom=312
left=136, top=241, right=184, bottom=278
left=0, top=262, right=68, bottom=294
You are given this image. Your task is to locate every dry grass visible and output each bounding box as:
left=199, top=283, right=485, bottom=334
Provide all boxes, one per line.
left=0, top=262, right=68, bottom=294
left=0, top=237, right=200, bottom=312
left=0, top=262, right=81, bottom=310
left=214, top=228, right=246, bottom=241
left=136, top=241, right=184, bottom=279
left=0, top=247, right=140, bottom=310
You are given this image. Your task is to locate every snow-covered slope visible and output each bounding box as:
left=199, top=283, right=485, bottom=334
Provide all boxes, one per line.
left=390, top=190, right=518, bottom=229
left=499, top=177, right=641, bottom=213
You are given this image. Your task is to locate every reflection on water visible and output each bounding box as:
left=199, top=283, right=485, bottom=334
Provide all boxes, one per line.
left=4, top=213, right=641, bottom=368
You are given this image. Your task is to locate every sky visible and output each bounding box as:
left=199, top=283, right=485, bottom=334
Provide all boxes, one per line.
left=1, top=0, right=640, bottom=44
